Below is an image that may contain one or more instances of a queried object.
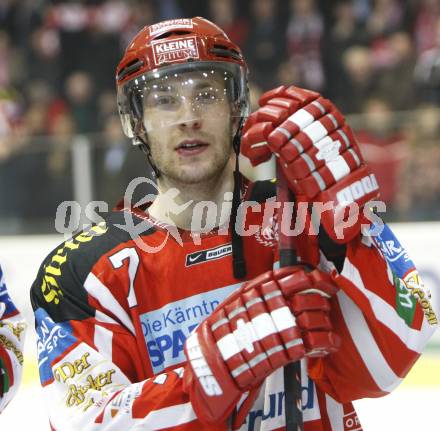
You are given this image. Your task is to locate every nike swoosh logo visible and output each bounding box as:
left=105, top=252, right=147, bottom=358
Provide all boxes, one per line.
left=188, top=253, right=203, bottom=263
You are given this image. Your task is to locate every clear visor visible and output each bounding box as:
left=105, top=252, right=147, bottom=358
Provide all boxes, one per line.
left=117, top=62, right=249, bottom=139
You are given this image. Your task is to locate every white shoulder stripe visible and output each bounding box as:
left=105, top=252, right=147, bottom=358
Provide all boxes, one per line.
left=341, top=258, right=435, bottom=353
left=94, top=324, right=113, bottom=359
left=146, top=402, right=197, bottom=430
left=337, top=289, right=401, bottom=392
left=84, top=273, right=135, bottom=335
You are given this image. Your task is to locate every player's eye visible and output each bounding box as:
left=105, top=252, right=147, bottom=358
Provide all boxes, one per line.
left=147, top=93, right=179, bottom=110
left=194, top=88, right=222, bottom=104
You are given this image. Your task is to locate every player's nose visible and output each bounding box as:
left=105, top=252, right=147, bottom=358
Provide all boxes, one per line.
left=177, top=98, right=202, bottom=130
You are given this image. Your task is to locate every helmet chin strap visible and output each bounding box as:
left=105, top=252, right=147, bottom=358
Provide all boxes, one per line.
left=230, top=117, right=247, bottom=279
left=134, top=134, right=161, bottom=179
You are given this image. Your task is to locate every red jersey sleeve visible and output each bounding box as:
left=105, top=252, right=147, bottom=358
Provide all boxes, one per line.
left=308, top=224, right=438, bottom=402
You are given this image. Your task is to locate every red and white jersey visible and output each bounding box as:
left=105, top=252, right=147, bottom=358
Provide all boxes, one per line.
left=0, top=265, right=26, bottom=413
left=30, top=182, right=437, bottom=431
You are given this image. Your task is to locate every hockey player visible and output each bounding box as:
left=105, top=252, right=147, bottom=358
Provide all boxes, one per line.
left=0, top=264, right=26, bottom=413
left=31, top=17, right=437, bottom=430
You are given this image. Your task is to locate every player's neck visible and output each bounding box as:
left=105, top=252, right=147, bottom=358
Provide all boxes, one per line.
left=148, top=165, right=234, bottom=232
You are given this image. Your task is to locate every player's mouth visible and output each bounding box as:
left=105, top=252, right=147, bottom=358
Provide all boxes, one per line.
left=175, top=139, right=209, bottom=156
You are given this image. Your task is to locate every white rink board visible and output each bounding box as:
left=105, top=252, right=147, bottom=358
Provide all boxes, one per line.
left=0, top=223, right=439, bottom=430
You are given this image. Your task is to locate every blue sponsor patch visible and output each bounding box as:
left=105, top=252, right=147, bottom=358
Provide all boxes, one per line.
left=140, top=282, right=241, bottom=374
left=370, top=223, right=414, bottom=278
left=35, top=307, right=77, bottom=385
left=370, top=223, right=417, bottom=325
left=0, top=266, right=18, bottom=317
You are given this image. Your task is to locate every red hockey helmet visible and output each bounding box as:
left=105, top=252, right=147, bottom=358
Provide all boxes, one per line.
left=116, top=17, right=249, bottom=141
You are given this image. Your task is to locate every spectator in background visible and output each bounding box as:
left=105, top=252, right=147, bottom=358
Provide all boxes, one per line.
left=414, top=17, right=440, bottom=105
left=2, top=97, right=49, bottom=225
left=93, top=115, right=156, bottom=209
left=0, top=31, right=12, bottom=87
left=286, top=0, right=324, bottom=91
left=156, top=0, right=182, bottom=21
left=413, top=0, right=440, bottom=55
left=397, top=104, right=440, bottom=220
left=46, top=1, right=91, bottom=85
left=366, top=0, right=404, bottom=41
left=43, top=110, right=75, bottom=219
left=355, top=97, right=407, bottom=216
left=64, top=70, right=97, bottom=133
left=96, top=89, right=118, bottom=131
left=0, top=88, right=25, bottom=229
left=86, top=0, right=132, bottom=94
left=27, top=27, right=61, bottom=94
left=245, top=0, right=285, bottom=90
left=375, top=32, right=416, bottom=110
left=208, top=0, right=248, bottom=46
left=120, top=0, right=157, bottom=49
left=340, top=45, right=377, bottom=112
left=322, top=0, right=369, bottom=102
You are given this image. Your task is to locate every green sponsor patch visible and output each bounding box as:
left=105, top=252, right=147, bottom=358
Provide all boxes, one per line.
left=0, top=357, right=10, bottom=394
left=393, top=272, right=417, bottom=326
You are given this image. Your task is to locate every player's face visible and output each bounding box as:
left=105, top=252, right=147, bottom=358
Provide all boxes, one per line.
left=143, top=72, right=234, bottom=184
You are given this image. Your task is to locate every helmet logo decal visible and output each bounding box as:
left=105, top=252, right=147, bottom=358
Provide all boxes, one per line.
left=152, top=36, right=199, bottom=66
left=149, top=19, right=193, bottom=37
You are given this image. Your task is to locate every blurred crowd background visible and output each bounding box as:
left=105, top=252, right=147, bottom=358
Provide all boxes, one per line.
left=1, top=0, right=440, bottom=234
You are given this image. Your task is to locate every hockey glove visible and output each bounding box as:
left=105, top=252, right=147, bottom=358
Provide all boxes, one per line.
left=241, top=85, right=380, bottom=243
left=183, top=266, right=340, bottom=425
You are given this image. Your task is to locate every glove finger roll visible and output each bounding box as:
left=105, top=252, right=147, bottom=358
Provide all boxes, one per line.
left=296, top=310, right=332, bottom=331
left=241, top=122, right=274, bottom=165
left=308, top=270, right=339, bottom=296
left=303, top=331, right=341, bottom=357
left=259, top=85, right=287, bottom=105
left=290, top=293, right=331, bottom=314
left=284, top=86, right=320, bottom=104
left=266, top=97, right=300, bottom=114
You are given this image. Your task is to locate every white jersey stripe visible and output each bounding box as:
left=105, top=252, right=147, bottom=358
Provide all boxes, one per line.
left=147, top=402, right=197, bottom=430
left=341, top=258, right=436, bottom=353
left=325, top=394, right=344, bottom=431
left=337, top=289, right=401, bottom=392
left=84, top=273, right=136, bottom=335
left=94, top=309, right=120, bottom=326
left=94, top=324, right=113, bottom=359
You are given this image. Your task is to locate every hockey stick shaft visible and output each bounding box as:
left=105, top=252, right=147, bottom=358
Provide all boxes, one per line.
left=277, top=165, right=304, bottom=431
